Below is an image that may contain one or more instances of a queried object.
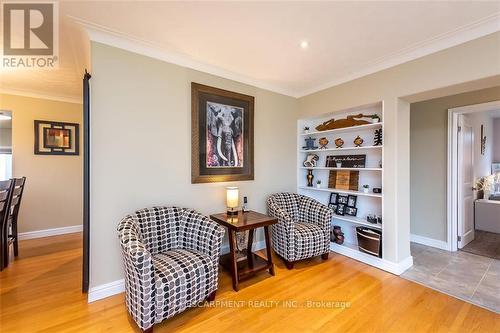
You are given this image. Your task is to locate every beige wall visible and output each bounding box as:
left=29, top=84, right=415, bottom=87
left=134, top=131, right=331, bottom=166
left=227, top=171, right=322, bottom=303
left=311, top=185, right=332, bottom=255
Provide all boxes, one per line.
left=494, top=118, right=500, bottom=163
left=90, top=42, right=298, bottom=287
left=410, top=87, right=500, bottom=241
left=0, top=94, right=83, bottom=233
left=298, top=32, right=500, bottom=262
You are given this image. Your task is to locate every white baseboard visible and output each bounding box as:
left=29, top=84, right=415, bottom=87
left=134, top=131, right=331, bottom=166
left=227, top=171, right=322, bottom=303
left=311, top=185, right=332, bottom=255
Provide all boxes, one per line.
left=88, top=279, right=125, bottom=303
left=410, top=234, right=449, bottom=251
left=330, top=243, right=413, bottom=275
left=88, top=240, right=268, bottom=303
left=18, top=225, right=83, bottom=240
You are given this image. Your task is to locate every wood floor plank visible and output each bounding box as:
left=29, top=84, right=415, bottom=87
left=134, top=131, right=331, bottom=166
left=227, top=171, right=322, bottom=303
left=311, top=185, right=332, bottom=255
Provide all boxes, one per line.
left=0, top=233, right=498, bottom=332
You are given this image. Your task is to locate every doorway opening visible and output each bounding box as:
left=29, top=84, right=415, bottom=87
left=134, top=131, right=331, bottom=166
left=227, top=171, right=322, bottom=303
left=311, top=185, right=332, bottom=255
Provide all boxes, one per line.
left=0, top=111, right=12, bottom=181
left=448, top=100, right=500, bottom=258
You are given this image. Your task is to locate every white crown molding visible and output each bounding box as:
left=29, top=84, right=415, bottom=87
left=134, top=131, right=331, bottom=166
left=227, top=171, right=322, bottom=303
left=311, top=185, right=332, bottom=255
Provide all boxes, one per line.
left=297, top=12, right=500, bottom=98
left=69, top=12, right=500, bottom=99
left=19, top=225, right=83, bottom=240
left=70, top=16, right=297, bottom=98
left=0, top=88, right=82, bottom=104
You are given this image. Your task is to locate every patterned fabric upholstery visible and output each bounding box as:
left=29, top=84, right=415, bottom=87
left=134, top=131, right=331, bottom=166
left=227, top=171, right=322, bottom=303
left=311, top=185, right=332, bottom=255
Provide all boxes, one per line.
left=117, top=207, right=225, bottom=331
left=267, top=193, right=333, bottom=262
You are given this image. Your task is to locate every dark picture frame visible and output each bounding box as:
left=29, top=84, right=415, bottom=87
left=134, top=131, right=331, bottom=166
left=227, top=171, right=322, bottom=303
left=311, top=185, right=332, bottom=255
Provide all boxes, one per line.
left=329, top=192, right=338, bottom=205
left=34, top=120, right=79, bottom=155
left=347, top=195, right=357, bottom=208
left=345, top=206, right=358, bottom=216
left=337, top=194, right=348, bottom=205
left=191, top=83, right=254, bottom=183
left=336, top=204, right=346, bottom=215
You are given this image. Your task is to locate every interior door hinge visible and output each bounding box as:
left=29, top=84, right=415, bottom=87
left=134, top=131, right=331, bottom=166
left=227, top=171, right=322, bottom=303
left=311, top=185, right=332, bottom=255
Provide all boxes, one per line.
left=457, top=236, right=462, bottom=242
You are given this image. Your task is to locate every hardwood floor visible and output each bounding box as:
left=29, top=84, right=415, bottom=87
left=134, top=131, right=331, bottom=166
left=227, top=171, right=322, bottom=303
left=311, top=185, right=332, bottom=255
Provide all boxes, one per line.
left=0, top=233, right=498, bottom=332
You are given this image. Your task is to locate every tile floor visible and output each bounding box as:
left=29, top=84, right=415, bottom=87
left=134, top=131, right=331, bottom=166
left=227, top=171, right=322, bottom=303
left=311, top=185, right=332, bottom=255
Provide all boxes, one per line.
left=402, top=242, right=500, bottom=314
left=461, top=230, right=500, bottom=259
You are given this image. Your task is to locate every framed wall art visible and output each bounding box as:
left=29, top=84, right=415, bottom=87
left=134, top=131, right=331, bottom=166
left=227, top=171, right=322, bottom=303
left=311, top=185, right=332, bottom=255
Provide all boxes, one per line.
left=34, top=120, right=79, bottom=155
left=191, top=83, right=254, bottom=183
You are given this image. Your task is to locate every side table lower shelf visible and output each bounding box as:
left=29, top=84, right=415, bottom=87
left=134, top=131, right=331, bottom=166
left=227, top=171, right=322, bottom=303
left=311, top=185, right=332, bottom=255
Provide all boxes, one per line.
left=220, top=251, right=273, bottom=280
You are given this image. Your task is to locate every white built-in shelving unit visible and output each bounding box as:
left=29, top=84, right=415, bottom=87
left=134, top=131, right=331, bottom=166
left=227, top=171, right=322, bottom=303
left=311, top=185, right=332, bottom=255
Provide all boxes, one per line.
left=297, top=102, right=387, bottom=270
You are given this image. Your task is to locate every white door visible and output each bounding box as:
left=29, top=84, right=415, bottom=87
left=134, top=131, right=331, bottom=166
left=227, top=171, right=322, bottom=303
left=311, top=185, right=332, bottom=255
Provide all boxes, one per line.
left=457, top=115, right=474, bottom=248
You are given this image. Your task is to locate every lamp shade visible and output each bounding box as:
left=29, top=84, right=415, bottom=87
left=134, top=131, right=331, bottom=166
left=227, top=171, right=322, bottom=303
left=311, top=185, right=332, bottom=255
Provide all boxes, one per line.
left=226, top=187, right=239, bottom=211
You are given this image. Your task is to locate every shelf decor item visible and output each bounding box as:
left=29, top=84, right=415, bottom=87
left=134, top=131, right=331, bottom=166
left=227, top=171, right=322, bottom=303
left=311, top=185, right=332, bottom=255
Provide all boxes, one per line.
left=304, top=126, right=310, bottom=134
left=336, top=161, right=342, bottom=168
left=191, top=83, right=254, bottom=183
left=226, top=187, right=239, bottom=215
left=345, top=206, right=358, bottom=216
left=307, top=169, right=314, bottom=187
left=329, top=170, right=359, bottom=191
left=353, top=136, right=364, bottom=147
left=329, top=192, right=338, bottom=204
left=34, top=120, right=80, bottom=155
left=337, top=194, right=348, bottom=204
left=303, top=137, right=318, bottom=150
left=374, top=128, right=383, bottom=146
left=362, top=184, right=370, bottom=193
left=371, top=114, right=381, bottom=123
left=481, top=125, right=486, bottom=155
left=334, top=138, right=344, bottom=148
left=303, top=154, right=319, bottom=167
left=315, top=114, right=374, bottom=131
left=316, top=180, right=321, bottom=189
left=356, top=227, right=382, bottom=258
left=373, top=188, right=382, bottom=194
left=318, top=137, right=329, bottom=149
left=331, top=226, right=345, bottom=245
left=326, top=155, right=366, bottom=168
left=347, top=195, right=357, bottom=207
left=336, top=204, right=346, bottom=215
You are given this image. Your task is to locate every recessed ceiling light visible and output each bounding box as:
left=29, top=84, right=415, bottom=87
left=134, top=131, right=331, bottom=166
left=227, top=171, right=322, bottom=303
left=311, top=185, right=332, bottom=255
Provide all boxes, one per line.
left=0, top=113, right=12, bottom=121
left=300, top=40, right=309, bottom=49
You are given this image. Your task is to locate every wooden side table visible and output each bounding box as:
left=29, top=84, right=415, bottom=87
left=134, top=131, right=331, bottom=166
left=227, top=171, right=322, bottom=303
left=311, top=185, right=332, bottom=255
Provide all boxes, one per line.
left=210, top=211, right=277, bottom=291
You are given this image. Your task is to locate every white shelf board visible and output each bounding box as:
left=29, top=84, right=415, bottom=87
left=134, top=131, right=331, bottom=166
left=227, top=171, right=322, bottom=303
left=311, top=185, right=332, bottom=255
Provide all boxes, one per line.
left=300, top=122, right=382, bottom=136
left=332, top=214, right=382, bottom=230
left=299, top=146, right=383, bottom=153
left=298, top=186, right=383, bottom=198
left=299, top=167, right=382, bottom=171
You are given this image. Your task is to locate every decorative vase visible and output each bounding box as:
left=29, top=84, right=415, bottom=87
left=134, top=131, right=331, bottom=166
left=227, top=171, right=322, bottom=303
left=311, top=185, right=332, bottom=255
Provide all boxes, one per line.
left=332, top=226, right=345, bottom=245
left=307, top=170, right=314, bottom=187
left=484, top=190, right=491, bottom=200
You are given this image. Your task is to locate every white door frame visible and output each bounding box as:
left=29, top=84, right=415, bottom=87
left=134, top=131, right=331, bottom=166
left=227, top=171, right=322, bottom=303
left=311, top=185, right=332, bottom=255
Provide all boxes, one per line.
left=447, top=100, right=500, bottom=251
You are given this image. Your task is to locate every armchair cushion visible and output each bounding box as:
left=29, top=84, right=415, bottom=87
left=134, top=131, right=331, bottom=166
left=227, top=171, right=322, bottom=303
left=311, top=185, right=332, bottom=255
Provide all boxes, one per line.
left=152, top=248, right=216, bottom=319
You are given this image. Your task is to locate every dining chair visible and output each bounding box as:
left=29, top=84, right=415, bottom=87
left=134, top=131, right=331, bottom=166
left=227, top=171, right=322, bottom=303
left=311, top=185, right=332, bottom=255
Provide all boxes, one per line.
left=0, top=179, right=14, bottom=271
left=5, top=177, right=26, bottom=263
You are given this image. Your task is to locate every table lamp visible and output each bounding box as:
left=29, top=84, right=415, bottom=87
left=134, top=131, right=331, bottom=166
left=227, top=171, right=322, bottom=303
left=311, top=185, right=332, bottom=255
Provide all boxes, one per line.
left=226, top=187, right=239, bottom=215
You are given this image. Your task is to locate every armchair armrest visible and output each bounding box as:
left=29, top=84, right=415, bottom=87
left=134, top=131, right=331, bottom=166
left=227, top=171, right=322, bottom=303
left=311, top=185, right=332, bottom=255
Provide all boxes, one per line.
left=117, top=216, right=155, bottom=331
left=179, top=210, right=225, bottom=266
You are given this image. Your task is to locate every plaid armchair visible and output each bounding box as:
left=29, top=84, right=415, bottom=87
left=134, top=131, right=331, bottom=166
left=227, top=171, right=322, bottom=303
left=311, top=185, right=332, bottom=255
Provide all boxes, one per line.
left=267, top=193, right=333, bottom=269
left=117, top=207, right=224, bottom=332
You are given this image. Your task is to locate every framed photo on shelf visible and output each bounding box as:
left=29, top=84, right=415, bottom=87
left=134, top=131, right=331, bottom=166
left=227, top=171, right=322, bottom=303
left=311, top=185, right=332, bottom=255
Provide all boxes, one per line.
left=347, top=195, right=357, bottom=208
left=337, top=194, right=348, bottom=205
left=336, top=204, right=346, bottom=215
left=328, top=203, right=338, bottom=212
left=345, top=206, right=358, bottom=216
left=329, top=192, right=338, bottom=205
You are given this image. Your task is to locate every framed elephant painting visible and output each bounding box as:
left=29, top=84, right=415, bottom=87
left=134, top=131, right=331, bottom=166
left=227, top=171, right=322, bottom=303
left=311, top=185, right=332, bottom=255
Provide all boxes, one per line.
left=191, top=83, right=254, bottom=183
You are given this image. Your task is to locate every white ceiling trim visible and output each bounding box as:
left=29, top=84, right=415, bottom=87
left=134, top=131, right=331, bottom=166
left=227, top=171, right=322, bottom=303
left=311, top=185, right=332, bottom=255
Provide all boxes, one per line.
left=297, top=12, right=500, bottom=98
left=70, top=16, right=296, bottom=97
left=0, top=88, right=82, bottom=104
left=70, top=12, right=500, bottom=99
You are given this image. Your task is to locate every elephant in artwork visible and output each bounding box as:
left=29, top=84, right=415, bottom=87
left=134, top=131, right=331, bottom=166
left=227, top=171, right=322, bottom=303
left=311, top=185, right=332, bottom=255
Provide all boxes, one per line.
left=207, top=102, right=243, bottom=167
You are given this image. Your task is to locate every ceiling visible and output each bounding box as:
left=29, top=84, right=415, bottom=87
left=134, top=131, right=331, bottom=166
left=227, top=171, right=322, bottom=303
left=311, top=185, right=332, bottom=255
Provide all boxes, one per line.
left=1, top=1, right=499, bottom=102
